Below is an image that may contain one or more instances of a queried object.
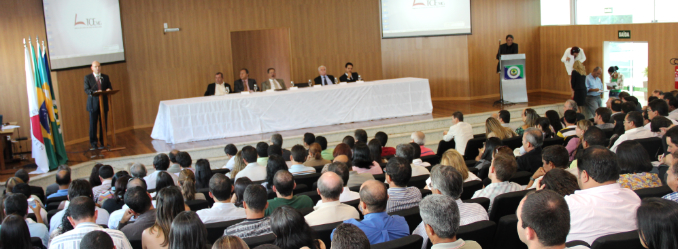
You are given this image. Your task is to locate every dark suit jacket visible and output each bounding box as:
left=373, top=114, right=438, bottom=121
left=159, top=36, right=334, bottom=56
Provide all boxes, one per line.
left=339, top=73, right=359, bottom=83
left=516, top=146, right=542, bottom=173
left=314, top=75, right=336, bottom=86
left=204, top=82, right=232, bottom=96
left=233, top=79, right=257, bottom=93
left=84, top=74, right=112, bottom=112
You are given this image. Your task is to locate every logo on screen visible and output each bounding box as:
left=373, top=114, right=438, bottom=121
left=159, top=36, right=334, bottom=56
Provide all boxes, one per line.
left=504, top=65, right=524, bottom=80
left=412, top=0, right=445, bottom=8
left=74, top=14, right=102, bottom=29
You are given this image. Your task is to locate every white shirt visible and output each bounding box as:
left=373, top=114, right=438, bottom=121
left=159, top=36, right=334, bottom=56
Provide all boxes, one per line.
left=316, top=187, right=360, bottom=205
left=223, top=156, right=235, bottom=169
left=288, top=164, right=316, bottom=175
left=644, top=117, right=678, bottom=131
left=565, top=183, right=640, bottom=245
left=412, top=159, right=431, bottom=168
left=50, top=201, right=110, bottom=234
left=411, top=164, right=431, bottom=177
left=269, top=79, right=282, bottom=90
left=235, top=162, right=267, bottom=181
left=442, top=122, right=473, bottom=155
left=610, top=127, right=656, bottom=152
left=49, top=222, right=132, bottom=249
left=10, top=219, right=49, bottom=247
left=107, top=201, right=156, bottom=230
left=412, top=199, right=488, bottom=249
left=669, top=109, right=678, bottom=121
left=143, top=169, right=178, bottom=190
left=215, top=83, right=228, bottom=96
left=561, top=47, right=587, bottom=75
left=305, top=201, right=360, bottom=226
left=196, top=202, right=246, bottom=224
left=27, top=197, right=48, bottom=225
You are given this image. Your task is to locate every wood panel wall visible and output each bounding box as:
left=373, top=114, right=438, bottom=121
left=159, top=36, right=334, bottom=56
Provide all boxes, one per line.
left=539, top=23, right=678, bottom=95
left=231, top=28, right=292, bottom=88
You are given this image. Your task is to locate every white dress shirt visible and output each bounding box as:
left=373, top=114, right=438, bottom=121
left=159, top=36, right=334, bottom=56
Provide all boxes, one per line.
left=107, top=201, right=156, bottom=230
left=288, top=164, right=316, bottom=175
left=143, top=169, right=178, bottom=190
left=215, top=83, right=228, bottom=96
left=320, top=75, right=333, bottom=85
left=196, top=202, right=247, bottom=224
left=316, top=187, right=360, bottom=205
left=269, top=79, right=282, bottom=90
left=305, top=201, right=360, bottom=226
left=411, top=164, right=431, bottom=177
left=50, top=201, right=110, bottom=234
left=565, top=183, right=640, bottom=245
left=561, top=47, right=586, bottom=75
left=610, top=127, right=656, bottom=152
left=413, top=199, right=488, bottom=249
left=442, top=122, right=474, bottom=155
left=235, top=162, right=267, bottom=181
left=223, top=156, right=235, bottom=169
left=49, top=222, right=132, bottom=249
left=669, top=109, right=678, bottom=121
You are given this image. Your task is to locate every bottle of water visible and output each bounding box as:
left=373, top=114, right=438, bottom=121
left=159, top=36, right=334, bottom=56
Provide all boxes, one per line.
left=308, top=79, right=312, bottom=86
left=334, top=77, right=338, bottom=84
left=253, top=84, right=258, bottom=92
left=226, top=87, right=230, bottom=94
left=291, top=81, right=295, bottom=87
left=358, top=75, right=362, bottom=81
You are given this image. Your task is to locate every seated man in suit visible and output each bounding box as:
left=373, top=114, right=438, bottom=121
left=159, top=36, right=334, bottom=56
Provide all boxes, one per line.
left=204, top=72, right=232, bottom=96
left=339, top=62, right=359, bottom=83
left=261, top=68, right=286, bottom=91
left=233, top=68, right=257, bottom=93
left=314, top=65, right=335, bottom=86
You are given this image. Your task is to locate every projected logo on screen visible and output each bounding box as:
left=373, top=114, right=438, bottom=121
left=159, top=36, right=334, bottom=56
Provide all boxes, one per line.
left=504, top=65, right=524, bottom=80
left=74, top=14, right=102, bottom=29
left=412, top=0, right=445, bottom=8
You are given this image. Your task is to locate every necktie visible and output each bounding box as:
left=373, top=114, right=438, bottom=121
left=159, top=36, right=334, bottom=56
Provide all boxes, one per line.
left=323, top=76, right=328, bottom=85
left=245, top=80, right=249, bottom=91
left=96, top=76, right=101, bottom=90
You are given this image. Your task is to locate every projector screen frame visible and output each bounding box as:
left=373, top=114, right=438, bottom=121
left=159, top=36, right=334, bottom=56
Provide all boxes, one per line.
left=41, top=0, right=127, bottom=71
left=379, top=0, right=473, bottom=39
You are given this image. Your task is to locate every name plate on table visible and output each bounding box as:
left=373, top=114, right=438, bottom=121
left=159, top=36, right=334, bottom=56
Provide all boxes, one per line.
left=356, top=81, right=365, bottom=84
left=339, top=82, right=348, bottom=85
left=240, top=91, right=250, bottom=95
left=289, top=87, right=299, bottom=90
left=313, top=85, right=322, bottom=88
left=266, top=89, right=275, bottom=92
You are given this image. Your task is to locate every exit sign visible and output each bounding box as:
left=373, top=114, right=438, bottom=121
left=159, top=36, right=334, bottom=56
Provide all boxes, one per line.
left=618, top=30, right=631, bottom=39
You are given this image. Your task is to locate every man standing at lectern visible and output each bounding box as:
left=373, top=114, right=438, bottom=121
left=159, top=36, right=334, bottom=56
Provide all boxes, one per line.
left=496, top=34, right=518, bottom=73
left=84, top=61, right=112, bottom=150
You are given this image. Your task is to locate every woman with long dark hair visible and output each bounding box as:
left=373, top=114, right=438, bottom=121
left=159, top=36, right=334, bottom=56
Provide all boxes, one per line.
left=351, top=143, right=382, bottom=175
left=536, top=117, right=554, bottom=139
left=538, top=168, right=579, bottom=196
left=1, top=214, right=40, bottom=249
left=142, top=187, right=186, bottom=249
left=271, top=206, right=324, bottom=249
left=194, top=159, right=213, bottom=189
left=474, top=137, right=503, bottom=179
left=97, top=170, right=129, bottom=206
left=616, top=141, right=662, bottom=190
left=265, top=155, right=288, bottom=190
left=102, top=175, right=132, bottom=214
left=89, top=163, right=104, bottom=187
left=153, top=171, right=176, bottom=198
left=545, top=110, right=563, bottom=132
left=636, top=197, right=678, bottom=249
left=608, top=113, right=626, bottom=148
left=231, top=177, right=252, bottom=208
left=368, top=139, right=385, bottom=164
left=168, top=211, right=209, bottom=249
left=607, top=66, right=624, bottom=98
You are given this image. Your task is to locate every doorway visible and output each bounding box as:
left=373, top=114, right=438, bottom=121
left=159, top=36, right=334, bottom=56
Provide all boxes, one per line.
left=231, top=28, right=292, bottom=89
left=603, top=41, right=649, bottom=105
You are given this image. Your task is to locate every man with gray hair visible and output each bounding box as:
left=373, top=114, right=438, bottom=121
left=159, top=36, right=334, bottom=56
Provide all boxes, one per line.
left=270, top=133, right=291, bottom=162
left=129, top=163, right=147, bottom=178
left=414, top=166, right=488, bottom=249
left=419, top=195, right=482, bottom=249
left=305, top=172, right=360, bottom=226
left=517, top=128, right=544, bottom=173
left=584, top=67, right=603, bottom=119
left=411, top=131, right=435, bottom=157
left=396, top=144, right=430, bottom=177
left=314, top=65, right=336, bottom=86
left=561, top=99, right=585, bottom=126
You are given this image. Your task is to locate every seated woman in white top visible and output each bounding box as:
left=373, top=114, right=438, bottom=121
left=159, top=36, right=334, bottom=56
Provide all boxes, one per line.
left=178, top=169, right=206, bottom=201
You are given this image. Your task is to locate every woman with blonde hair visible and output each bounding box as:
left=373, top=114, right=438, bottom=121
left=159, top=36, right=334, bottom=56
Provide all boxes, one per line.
left=227, top=151, right=246, bottom=179
left=566, top=119, right=592, bottom=161
left=212, top=235, right=249, bottom=249
left=516, top=108, right=539, bottom=136
left=439, top=149, right=480, bottom=182
left=486, top=117, right=517, bottom=140
left=571, top=60, right=587, bottom=114
left=177, top=169, right=206, bottom=201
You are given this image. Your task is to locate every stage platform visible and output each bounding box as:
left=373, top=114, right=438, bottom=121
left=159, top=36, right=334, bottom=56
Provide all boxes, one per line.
left=4, top=92, right=569, bottom=191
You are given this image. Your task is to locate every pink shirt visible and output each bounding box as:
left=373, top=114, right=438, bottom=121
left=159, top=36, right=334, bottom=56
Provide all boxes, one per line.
left=352, top=161, right=383, bottom=175
left=566, top=137, right=580, bottom=161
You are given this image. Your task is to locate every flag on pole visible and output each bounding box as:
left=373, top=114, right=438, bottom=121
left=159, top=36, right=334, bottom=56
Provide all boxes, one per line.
left=24, top=38, right=50, bottom=174
left=39, top=39, right=68, bottom=169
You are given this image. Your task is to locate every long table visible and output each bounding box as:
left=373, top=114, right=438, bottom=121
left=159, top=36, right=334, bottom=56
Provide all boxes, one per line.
left=150, top=78, right=433, bottom=144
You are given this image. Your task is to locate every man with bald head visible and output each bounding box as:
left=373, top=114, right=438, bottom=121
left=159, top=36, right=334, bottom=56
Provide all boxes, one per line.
left=314, top=65, right=336, bottom=86
left=411, top=131, right=435, bottom=157
left=84, top=61, right=113, bottom=150
left=47, top=166, right=72, bottom=199
left=331, top=180, right=409, bottom=244
left=305, top=172, right=360, bottom=226
left=584, top=66, right=603, bottom=119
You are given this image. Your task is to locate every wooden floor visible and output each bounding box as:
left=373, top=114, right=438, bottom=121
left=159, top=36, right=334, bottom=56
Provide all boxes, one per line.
left=3, top=92, right=569, bottom=179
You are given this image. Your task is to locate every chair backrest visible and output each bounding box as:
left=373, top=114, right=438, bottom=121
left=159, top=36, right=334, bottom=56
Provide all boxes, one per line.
left=489, top=189, right=532, bottom=222
left=408, top=175, right=429, bottom=189
left=463, top=197, right=490, bottom=211
left=196, top=188, right=214, bottom=206
left=634, top=137, right=663, bottom=161
left=30, top=186, right=46, bottom=204
left=243, top=233, right=277, bottom=248
left=313, top=165, right=324, bottom=173
left=294, top=173, right=322, bottom=188
left=297, top=190, right=321, bottom=204
left=311, top=221, right=343, bottom=247
left=26, top=213, right=37, bottom=223
left=373, top=174, right=386, bottom=183
left=602, top=128, right=614, bottom=138
left=590, top=230, right=644, bottom=249
left=293, top=183, right=309, bottom=195
left=457, top=220, right=497, bottom=249
left=47, top=209, right=61, bottom=224
left=510, top=171, right=533, bottom=186
left=634, top=185, right=673, bottom=200
left=185, top=200, right=210, bottom=211
left=503, top=136, right=523, bottom=150
left=388, top=206, right=421, bottom=234
left=566, top=240, right=591, bottom=248
left=205, top=219, right=245, bottom=243
left=298, top=207, right=315, bottom=216
left=130, top=239, right=142, bottom=249
left=419, top=189, right=432, bottom=198
left=31, top=237, right=44, bottom=249
left=420, top=155, right=440, bottom=166
left=542, top=137, right=565, bottom=148
left=461, top=180, right=483, bottom=200
left=212, top=168, right=230, bottom=175
left=493, top=214, right=528, bottom=249
left=45, top=201, right=63, bottom=212
left=464, top=137, right=487, bottom=161
left=371, top=235, right=423, bottom=249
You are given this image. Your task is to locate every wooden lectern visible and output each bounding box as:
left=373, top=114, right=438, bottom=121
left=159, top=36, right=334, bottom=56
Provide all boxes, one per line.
left=91, top=90, right=125, bottom=152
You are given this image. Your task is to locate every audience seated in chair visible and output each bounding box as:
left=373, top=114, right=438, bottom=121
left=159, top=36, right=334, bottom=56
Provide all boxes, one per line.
left=435, top=149, right=480, bottom=186
left=409, top=142, right=431, bottom=168
left=167, top=211, right=209, bottom=249
left=305, top=143, right=332, bottom=168
left=662, top=159, right=678, bottom=202
left=396, top=144, right=430, bottom=177
left=80, top=230, right=116, bottom=249
left=610, top=111, right=654, bottom=152
left=14, top=168, right=46, bottom=203
left=175, top=151, right=195, bottom=175
left=472, top=152, right=522, bottom=211
left=322, top=162, right=360, bottom=202
left=636, top=197, right=678, bottom=249
left=517, top=108, right=539, bottom=136
left=3, top=193, right=49, bottom=246
left=167, top=150, right=182, bottom=174
left=376, top=131, right=396, bottom=157
left=130, top=162, right=148, bottom=178
left=369, top=139, right=388, bottom=164
left=557, top=110, right=578, bottom=138
left=235, top=146, right=267, bottom=181
left=330, top=156, right=375, bottom=189
left=525, top=145, right=570, bottom=189
left=117, top=187, right=156, bottom=241
left=141, top=187, right=186, bottom=249
left=565, top=120, right=592, bottom=161
left=411, top=131, right=435, bottom=157
left=264, top=170, right=313, bottom=216
left=50, top=179, right=110, bottom=233
left=420, top=195, right=482, bottom=249
left=272, top=206, right=326, bottom=249
left=560, top=100, right=586, bottom=126
left=384, top=157, right=422, bottom=213
left=352, top=142, right=383, bottom=175
left=47, top=166, right=72, bottom=200
left=212, top=235, right=249, bottom=249
left=177, top=169, right=206, bottom=201
left=145, top=153, right=179, bottom=190
left=414, top=165, right=488, bottom=249
left=305, top=172, right=360, bottom=226
left=289, top=145, right=317, bottom=175
left=331, top=180, right=409, bottom=244
left=594, top=107, right=614, bottom=129
left=537, top=168, right=580, bottom=196
left=107, top=177, right=150, bottom=230
left=12, top=183, right=47, bottom=225
left=565, top=146, right=641, bottom=245
left=567, top=126, right=607, bottom=174
left=315, top=136, right=334, bottom=161
left=516, top=128, right=544, bottom=173
left=615, top=141, right=663, bottom=190
left=442, top=111, right=473, bottom=156
left=196, top=173, right=246, bottom=224
left=224, top=184, right=273, bottom=239
left=222, top=143, right=238, bottom=169
left=331, top=223, right=370, bottom=249
left=263, top=155, right=288, bottom=190
left=486, top=117, right=517, bottom=140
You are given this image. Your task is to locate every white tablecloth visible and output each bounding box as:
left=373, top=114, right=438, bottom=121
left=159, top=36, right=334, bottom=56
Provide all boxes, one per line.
left=150, top=78, right=433, bottom=144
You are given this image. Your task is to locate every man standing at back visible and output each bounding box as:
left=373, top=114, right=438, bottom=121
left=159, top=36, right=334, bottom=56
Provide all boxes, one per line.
left=584, top=67, right=603, bottom=119
left=565, top=146, right=640, bottom=245
left=84, top=61, right=112, bottom=150
left=442, top=111, right=473, bottom=156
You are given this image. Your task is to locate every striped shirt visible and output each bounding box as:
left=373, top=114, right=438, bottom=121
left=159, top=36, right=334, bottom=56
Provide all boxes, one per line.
left=472, top=181, right=523, bottom=212
left=224, top=217, right=272, bottom=239
left=412, top=199, right=488, bottom=249
left=386, top=187, right=422, bottom=213
left=664, top=192, right=678, bottom=203
left=557, top=126, right=577, bottom=138
left=49, top=222, right=132, bottom=249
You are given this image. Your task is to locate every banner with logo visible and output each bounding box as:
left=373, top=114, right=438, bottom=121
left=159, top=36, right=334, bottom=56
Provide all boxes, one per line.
left=504, top=65, right=524, bottom=80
